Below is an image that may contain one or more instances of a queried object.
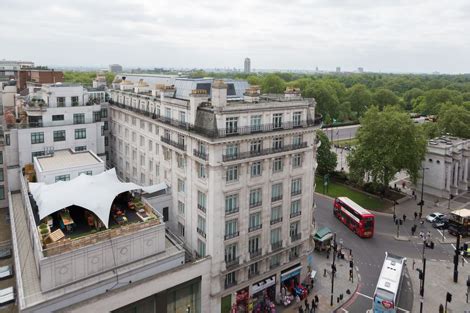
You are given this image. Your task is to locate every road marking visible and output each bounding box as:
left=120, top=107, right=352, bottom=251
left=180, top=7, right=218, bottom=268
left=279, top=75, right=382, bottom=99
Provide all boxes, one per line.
left=357, top=292, right=373, bottom=300
left=339, top=308, right=349, bottom=312
left=451, top=244, right=469, bottom=264
left=357, top=273, right=361, bottom=281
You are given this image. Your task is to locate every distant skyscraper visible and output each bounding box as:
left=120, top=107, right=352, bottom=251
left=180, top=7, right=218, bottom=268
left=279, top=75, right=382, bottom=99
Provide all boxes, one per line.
left=336, top=67, right=341, bottom=73
left=244, top=58, right=251, bottom=73
left=358, top=67, right=364, bottom=73
left=109, top=64, right=123, bottom=73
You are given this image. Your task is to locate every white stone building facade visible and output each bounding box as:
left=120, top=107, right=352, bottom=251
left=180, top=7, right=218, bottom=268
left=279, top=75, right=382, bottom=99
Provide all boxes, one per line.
left=419, top=136, right=470, bottom=198
left=108, top=80, right=321, bottom=311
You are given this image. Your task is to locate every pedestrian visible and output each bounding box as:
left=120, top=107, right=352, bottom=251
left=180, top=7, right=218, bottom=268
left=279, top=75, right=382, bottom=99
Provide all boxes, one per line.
left=349, top=268, right=354, bottom=282
left=315, top=294, right=319, bottom=306
left=298, top=305, right=304, bottom=313
left=393, top=213, right=396, bottom=223
left=402, top=181, right=406, bottom=189
left=414, top=212, right=418, bottom=220
left=412, top=190, right=416, bottom=199
left=305, top=298, right=310, bottom=312
left=419, top=212, right=422, bottom=219
left=403, top=214, right=406, bottom=222
left=312, top=298, right=317, bottom=313
left=412, top=259, right=415, bottom=270
left=411, top=225, right=416, bottom=236
left=326, top=247, right=330, bottom=259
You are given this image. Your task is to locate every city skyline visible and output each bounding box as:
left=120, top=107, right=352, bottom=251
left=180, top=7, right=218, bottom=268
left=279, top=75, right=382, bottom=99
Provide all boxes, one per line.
left=1, top=0, right=470, bottom=74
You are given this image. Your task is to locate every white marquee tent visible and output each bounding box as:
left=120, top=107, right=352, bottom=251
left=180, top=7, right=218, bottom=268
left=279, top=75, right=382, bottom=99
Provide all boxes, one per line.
left=29, top=168, right=167, bottom=228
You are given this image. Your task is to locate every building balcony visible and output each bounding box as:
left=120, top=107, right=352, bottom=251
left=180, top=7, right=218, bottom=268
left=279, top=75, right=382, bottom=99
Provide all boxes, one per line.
left=225, top=280, right=237, bottom=289
left=222, top=142, right=308, bottom=162
left=290, top=211, right=302, bottom=218
left=249, top=201, right=262, bottom=209
left=218, top=121, right=310, bottom=137
left=197, top=227, right=206, bottom=238
left=271, top=195, right=283, bottom=202
left=225, top=207, right=239, bottom=215
left=224, top=231, right=239, bottom=240
left=271, top=241, right=283, bottom=251
left=248, top=270, right=260, bottom=279
left=197, top=204, right=206, bottom=213
left=193, top=149, right=208, bottom=161
left=289, top=251, right=300, bottom=261
left=270, top=261, right=281, bottom=270
left=225, top=256, right=240, bottom=269
left=250, top=249, right=262, bottom=259
left=270, top=217, right=283, bottom=225
left=160, top=136, right=186, bottom=151
left=291, top=190, right=302, bottom=196
left=248, top=224, right=262, bottom=232
left=291, top=233, right=301, bottom=242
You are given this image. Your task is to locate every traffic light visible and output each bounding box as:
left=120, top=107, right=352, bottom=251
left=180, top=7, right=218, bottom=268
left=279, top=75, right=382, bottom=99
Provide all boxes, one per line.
left=446, top=292, right=452, bottom=303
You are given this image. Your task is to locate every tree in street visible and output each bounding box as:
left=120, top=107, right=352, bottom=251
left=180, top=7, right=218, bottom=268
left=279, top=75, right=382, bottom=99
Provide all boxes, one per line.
left=437, top=104, right=470, bottom=138
left=316, top=130, right=337, bottom=175
left=347, top=106, right=427, bottom=191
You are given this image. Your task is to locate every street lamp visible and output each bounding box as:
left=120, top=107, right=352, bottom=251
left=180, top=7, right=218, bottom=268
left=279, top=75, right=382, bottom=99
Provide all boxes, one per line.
left=419, top=167, right=429, bottom=218
left=417, top=232, right=434, bottom=313
left=330, top=233, right=337, bottom=306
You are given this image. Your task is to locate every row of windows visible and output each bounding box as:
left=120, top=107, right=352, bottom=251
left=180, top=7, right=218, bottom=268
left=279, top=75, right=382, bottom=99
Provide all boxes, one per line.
left=225, top=135, right=304, bottom=156
left=225, top=111, right=304, bottom=133
left=31, top=129, right=87, bottom=144
left=226, top=156, right=302, bottom=182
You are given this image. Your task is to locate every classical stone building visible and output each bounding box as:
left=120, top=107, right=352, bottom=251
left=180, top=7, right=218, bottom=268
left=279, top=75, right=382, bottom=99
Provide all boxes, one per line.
left=419, top=136, right=470, bottom=198
left=108, top=78, right=322, bottom=311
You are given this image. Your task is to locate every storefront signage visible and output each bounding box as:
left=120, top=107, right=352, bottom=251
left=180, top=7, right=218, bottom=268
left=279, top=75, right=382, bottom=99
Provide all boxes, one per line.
left=251, top=276, right=276, bottom=294
left=280, top=265, right=302, bottom=282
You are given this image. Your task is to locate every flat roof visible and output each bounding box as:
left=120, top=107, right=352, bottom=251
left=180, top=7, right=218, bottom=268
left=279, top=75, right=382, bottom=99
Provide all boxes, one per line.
left=36, top=149, right=103, bottom=172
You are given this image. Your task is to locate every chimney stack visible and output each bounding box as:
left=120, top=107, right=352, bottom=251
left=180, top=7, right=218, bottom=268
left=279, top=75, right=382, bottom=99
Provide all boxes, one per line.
left=284, top=87, right=301, bottom=100
left=211, top=80, right=227, bottom=109
left=243, top=85, right=261, bottom=103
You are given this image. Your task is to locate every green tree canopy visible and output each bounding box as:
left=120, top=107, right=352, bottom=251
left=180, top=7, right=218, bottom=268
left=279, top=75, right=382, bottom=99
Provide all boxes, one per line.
left=316, top=130, right=337, bottom=175
left=437, top=104, right=470, bottom=138
left=304, top=81, right=340, bottom=119
left=347, top=84, right=373, bottom=116
left=347, top=106, right=427, bottom=190
left=403, top=88, right=424, bottom=111
left=261, top=74, right=286, bottom=94
left=372, top=88, right=399, bottom=110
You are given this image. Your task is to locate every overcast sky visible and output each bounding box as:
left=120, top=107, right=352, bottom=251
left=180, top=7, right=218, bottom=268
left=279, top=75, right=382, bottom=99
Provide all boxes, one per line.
left=1, top=0, right=469, bottom=73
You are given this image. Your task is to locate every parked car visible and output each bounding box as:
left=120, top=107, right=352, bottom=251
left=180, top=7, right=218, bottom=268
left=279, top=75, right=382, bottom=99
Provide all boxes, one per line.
left=426, top=212, right=444, bottom=223
left=432, top=216, right=449, bottom=229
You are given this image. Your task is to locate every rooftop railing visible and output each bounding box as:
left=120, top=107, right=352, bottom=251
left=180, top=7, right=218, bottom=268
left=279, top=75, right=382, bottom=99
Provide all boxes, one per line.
left=160, top=136, right=186, bottom=151
left=110, top=101, right=322, bottom=139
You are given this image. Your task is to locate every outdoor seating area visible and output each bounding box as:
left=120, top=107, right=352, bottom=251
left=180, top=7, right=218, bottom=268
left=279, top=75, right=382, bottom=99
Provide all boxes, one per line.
left=32, top=190, right=159, bottom=248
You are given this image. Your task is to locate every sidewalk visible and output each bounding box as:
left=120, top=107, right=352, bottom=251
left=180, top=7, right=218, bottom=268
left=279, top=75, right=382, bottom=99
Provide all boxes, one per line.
left=408, top=257, right=470, bottom=313
left=278, top=249, right=358, bottom=313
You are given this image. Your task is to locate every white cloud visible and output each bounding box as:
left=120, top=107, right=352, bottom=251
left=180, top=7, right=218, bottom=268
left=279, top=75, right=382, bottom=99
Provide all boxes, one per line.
left=0, top=0, right=469, bottom=73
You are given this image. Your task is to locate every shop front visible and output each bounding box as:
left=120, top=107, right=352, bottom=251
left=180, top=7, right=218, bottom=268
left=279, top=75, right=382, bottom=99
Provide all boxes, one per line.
left=249, top=275, right=276, bottom=312
left=279, top=264, right=307, bottom=307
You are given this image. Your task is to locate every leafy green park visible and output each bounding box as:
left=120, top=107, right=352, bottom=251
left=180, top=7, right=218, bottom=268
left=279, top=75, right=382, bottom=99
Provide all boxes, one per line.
left=315, top=176, right=388, bottom=211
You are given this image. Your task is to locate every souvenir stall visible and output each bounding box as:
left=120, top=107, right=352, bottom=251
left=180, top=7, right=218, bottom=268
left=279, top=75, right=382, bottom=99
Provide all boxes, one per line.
left=250, top=276, right=276, bottom=312
left=279, top=265, right=307, bottom=307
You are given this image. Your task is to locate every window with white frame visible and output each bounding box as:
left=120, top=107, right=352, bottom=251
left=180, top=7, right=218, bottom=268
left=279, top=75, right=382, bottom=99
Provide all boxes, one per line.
left=178, top=222, right=185, bottom=237
left=225, top=219, right=238, bottom=238
left=293, top=134, right=302, bottom=146
left=293, top=111, right=302, bottom=127
left=224, top=243, right=237, bottom=262
left=226, top=165, right=239, bottom=182
left=140, top=135, right=144, bottom=146
left=177, top=134, right=185, bottom=147
left=292, top=153, right=302, bottom=168
left=179, top=111, right=186, bottom=124
left=197, top=162, right=206, bottom=178
left=249, top=212, right=261, bottom=231
left=271, top=183, right=283, bottom=202
left=273, top=113, right=283, bottom=129
left=225, top=194, right=239, bottom=214
left=197, top=191, right=207, bottom=212
left=177, top=178, right=185, bottom=193
left=270, top=228, right=281, bottom=244
left=249, top=188, right=262, bottom=208
left=197, top=239, right=206, bottom=257
left=249, top=236, right=260, bottom=254
left=251, top=161, right=262, bottom=177
left=250, top=115, right=262, bottom=132
left=55, top=174, right=70, bottom=182
left=273, top=136, right=283, bottom=150
left=148, top=139, right=153, bottom=151
left=290, top=200, right=301, bottom=216
left=250, top=140, right=262, bottom=155
left=291, top=178, right=302, bottom=195
left=271, top=206, right=282, bottom=224
left=225, top=272, right=236, bottom=287
left=273, top=157, right=283, bottom=173
left=178, top=201, right=185, bottom=215
left=176, top=153, right=185, bottom=169
left=165, top=108, right=172, bottom=119
left=225, top=143, right=239, bottom=158
left=225, top=117, right=238, bottom=134
left=197, top=215, right=206, bottom=237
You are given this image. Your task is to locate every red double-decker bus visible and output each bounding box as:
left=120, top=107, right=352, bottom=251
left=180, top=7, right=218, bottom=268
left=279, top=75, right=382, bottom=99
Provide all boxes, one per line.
left=333, top=197, right=375, bottom=238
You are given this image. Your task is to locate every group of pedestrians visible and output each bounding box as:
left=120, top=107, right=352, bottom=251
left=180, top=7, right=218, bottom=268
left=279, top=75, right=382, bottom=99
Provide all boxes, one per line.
left=298, top=295, right=319, bottom=313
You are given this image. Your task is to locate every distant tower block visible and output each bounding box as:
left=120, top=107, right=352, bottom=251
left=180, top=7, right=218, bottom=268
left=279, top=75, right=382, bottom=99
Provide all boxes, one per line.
left=358, top=67, right=364, bottom=73
left=336, top=67, right=341, bottom=73
left=244, top=58, right=251, bottom=73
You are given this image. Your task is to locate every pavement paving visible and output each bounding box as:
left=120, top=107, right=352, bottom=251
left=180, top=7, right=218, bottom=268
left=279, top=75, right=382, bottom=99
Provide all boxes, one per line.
left=278, top=249, right=358, bottom=313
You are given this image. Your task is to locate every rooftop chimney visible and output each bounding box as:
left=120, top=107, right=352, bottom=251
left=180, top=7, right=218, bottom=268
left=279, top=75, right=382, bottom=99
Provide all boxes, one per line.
left=211, top=80, right=227, bottom=109
left=284, top=87, right=301, bottom=100
left=243, top=85, right=261, bottom=103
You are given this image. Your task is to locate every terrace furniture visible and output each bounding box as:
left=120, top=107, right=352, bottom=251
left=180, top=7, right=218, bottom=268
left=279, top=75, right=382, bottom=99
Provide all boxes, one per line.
left=136, top=209, right=151, bottom=222
left=0, top=286, right=14, bottom=306
left=47, top=229, right=65, bottom=243
left=114, top=215, right=128, bottom=225
left=0, top=248, right=11, bottom=260
left=59, top=211, right=75, bottom=232
left=0, top=266, right=13, bottom=280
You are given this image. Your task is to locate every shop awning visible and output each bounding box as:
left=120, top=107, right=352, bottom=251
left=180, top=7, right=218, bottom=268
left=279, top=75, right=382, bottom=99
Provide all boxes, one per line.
left=313, top=227, right=333, bottom=242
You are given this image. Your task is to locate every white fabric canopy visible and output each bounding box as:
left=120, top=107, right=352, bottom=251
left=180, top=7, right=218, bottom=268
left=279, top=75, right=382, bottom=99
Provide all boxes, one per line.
left=29, top=168, right=167, bottom=228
